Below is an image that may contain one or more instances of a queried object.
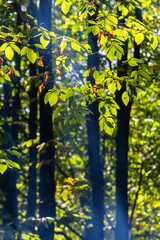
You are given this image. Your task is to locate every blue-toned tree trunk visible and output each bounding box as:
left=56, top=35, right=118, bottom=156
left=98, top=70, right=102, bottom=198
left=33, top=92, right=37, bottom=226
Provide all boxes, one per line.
left=38, top=1, right=56, bottom=239
left=86, top=3, right=104, bottom=240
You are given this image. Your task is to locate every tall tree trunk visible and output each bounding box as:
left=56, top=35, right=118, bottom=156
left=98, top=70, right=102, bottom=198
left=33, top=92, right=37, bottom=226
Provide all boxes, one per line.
left=115, top=3, right=130, bottom=240
left=115, top=3, right=142, bottom=240
left=2, top=10, right=21, bottom=239
left=3, top=83, right=18, bottom=240
left=27, top=0, right=38, bottom=220
left=86, top=3, right=104, bottom=240
left=38, top=1, right=56, bottom=239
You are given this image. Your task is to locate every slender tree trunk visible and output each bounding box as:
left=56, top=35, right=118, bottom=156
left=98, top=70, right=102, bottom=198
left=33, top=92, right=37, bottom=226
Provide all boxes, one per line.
left=27, top=0, right=38, bottom=220
left=3, top=83, right=18, bottom=240
left=115, top=3, right=142, bottom=240
left=38, top=1, right=56, bottom=239
left=2, top=10, right=21, bottom=239
left=115, top=2, right=130, bottom=240
left=86, top=3, right=104, bottom=240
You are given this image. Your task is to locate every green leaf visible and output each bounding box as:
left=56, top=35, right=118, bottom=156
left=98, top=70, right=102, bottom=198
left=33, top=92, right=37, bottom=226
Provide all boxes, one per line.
left=49, top=92, right=58, bottom=106
left=135, top=33, right=144, bottom=45
left=122, top=91, right=129, bottom=106
left=0, top=43, right=8, bottom=51
left=104, top=121, right=114, bottom=135
left=21, top=46, right=28, bottom=56
left=52, top=106, right=61, bottom=121
left=44, top=92, right=52, bottom=104
left=99, top=117, right=105, bottom=131
left=128, top=58, right=143, bottom=67
left=27, top=48, right=37, bottom=64
left=5, top=46, right=14, bottom=60
left=40, top=35, right=50, bottom=48
left=34, top=44, right=46, bottom=49
left=11, top=44, right=20, bottom=54
left=107, top=15, right=118, bottom=26
left=71, top=42, right=81, bottom=52
left=61, top=0, right=71, bottom=15
left=151, top=36, right=158, bottom=50
left=4, top=74, right=11, bottom=81
left=107, top=47, right=115, bottom=62
left=7, top=160, right=20, bottom=169
left=59, top=90, right=67, bottom=101
left=0, top=164, right=7, bottom=174
left=122, top=5, right=128, bottom=16
left=83, top=70, right=90, bottom=77
left=55, top=0, right=63, bottom=6
left=108, top=82, right=116, bottom=94
left=91, top=26, right=100, bottom=36
left=61, top=41, right=67, bottom=52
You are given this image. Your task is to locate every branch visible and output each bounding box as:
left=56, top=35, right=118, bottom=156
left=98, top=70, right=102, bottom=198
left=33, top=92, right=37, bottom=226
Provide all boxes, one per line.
left=105, top=211, right=115, bottom=232
left=67, top=225, right=83, bottom=239
left=56, top=163, right=69, bottom=178
left=129, top=161, right=144, bottom=226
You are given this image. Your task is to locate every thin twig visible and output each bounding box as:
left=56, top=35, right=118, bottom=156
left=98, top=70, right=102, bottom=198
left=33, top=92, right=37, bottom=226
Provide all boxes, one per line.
left=56, top=163, right=69, bottom=178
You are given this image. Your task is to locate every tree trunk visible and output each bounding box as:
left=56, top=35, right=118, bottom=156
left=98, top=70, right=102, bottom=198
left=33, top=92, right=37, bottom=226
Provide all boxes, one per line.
left=27, top=0, right=38, bottom=220
left=2, top=11, right=21, bottom=239
left=86, top=3, right=104, bottom=240
left=115, top=3, right=130, bottom=240
left=3, top=83, right=18, bottom=240
left=38, top=1, right=56, bottom=239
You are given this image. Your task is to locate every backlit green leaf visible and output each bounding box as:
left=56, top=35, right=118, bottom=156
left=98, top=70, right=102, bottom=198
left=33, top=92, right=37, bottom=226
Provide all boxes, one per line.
left=135, top=33, right=144, bottom=45
left=122, top=91, right=129, bottom=106
left=27, top=48, right=37, bottom=64
left=55, top=0, right=63, bottom=6
left=71, top=42, right=81, bottom=52
left=0, top=164, right=7, bottom=174
left=49, top=92, right=58, bottom=106
left=5, top=46, right=14, bottom=60
left=61, top=41, right=67, bottom=52
left=108, top=82, right=116, bottom=94
left=11, top=44, right=20, bottom=54
left=91, top=26, right=100, bottom=36
left=0, top=43, right=8, bottom=52
left=61, top=0, right=71, bottom=15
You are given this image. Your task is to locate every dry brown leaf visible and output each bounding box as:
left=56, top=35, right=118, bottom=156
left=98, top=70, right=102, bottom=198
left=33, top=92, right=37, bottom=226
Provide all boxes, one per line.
left=57, top=67, right=62, bottom=78
left=44, top=71, right=49, bottom=85
left=38, top=59, right=44, bottom=67
left=0, top=57, right=3, bottom=69
left=38, top=83, right=45, bottom=97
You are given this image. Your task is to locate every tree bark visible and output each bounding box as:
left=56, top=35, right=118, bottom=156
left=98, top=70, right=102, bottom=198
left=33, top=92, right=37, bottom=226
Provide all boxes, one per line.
left=38, top=1, right=56, bottom=239
left=86, top=3, right=104, bottom=240
left=115, top=3, right=130, bottom=240
left=27, top=0, right=38, bottom=220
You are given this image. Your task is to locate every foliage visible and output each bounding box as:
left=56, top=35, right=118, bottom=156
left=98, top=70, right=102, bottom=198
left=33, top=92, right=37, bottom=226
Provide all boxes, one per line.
left=0, top=0, right=159, bottom=239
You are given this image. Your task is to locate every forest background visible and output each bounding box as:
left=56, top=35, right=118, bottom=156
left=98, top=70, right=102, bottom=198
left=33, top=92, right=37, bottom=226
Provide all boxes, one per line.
left=0, top=0, right=159, bottom=240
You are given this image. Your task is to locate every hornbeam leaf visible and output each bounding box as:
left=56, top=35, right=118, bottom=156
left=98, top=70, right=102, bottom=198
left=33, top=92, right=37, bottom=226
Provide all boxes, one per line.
left=27, top=48, right=37, bottom=64
left=91, top=26, right=100, bottom=36
left=61, top=0, right=71, bottom=15
left=71, top=42, right=81, bottom=52
left=0, top=164, right=7, bottom=174
left=60, top=41, right=67, bottom=52
left=55, top=0, right=63, bottom=6
left=135, top=33, right=144, bottom=45
left=11, top=44, right=20, bottom=54
left=5, top=46, right=14, bottom=60
left=122, top=91, right=129, bottom=106
left=108, top=82, right=116, bottom=94
left=151, top=36, right=158, bottom=50
left=0, top=43, right=8, bottom=52
left=49, top=92, right=58, bottom=106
